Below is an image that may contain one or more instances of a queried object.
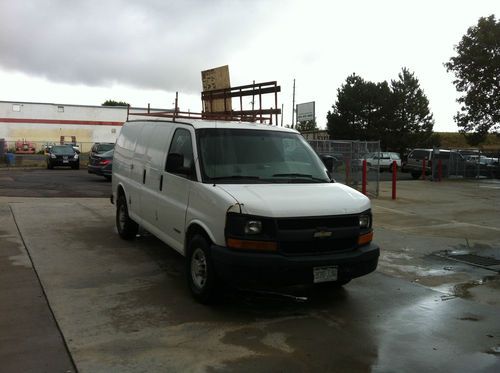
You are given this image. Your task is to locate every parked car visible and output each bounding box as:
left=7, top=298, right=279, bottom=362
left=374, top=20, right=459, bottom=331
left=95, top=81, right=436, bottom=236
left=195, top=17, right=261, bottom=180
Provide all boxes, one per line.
left=89, top=142, right=115, bottom=161
left=404, top=149, right=465, bottom=179
left=46, top=145, right=80, bottom=169
left=88, top=149, right=113, bottom=180
left=112, top=119, right=379, bottom=303
left=365, top=152, right=401, bottom=172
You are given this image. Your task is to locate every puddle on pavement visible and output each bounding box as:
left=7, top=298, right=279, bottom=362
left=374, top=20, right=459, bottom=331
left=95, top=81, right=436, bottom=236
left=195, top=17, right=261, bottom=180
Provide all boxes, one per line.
left=379, top=244, right=500, bottom=306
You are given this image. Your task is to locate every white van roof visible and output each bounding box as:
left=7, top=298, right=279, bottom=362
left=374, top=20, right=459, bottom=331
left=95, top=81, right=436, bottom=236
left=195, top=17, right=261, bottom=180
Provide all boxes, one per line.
left=126, top=118, right=299, bottom=133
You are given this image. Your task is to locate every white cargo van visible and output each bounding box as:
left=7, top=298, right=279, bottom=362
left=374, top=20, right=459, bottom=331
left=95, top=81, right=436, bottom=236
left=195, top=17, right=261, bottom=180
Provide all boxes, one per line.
left=112, top=119, right=379, bottom=303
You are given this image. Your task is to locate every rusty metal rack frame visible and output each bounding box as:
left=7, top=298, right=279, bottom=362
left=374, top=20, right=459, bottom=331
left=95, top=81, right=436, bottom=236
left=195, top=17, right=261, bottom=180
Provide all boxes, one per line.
left=127, top=81, right=281, bottom=124
left=202, top=81, right=281, bottom=124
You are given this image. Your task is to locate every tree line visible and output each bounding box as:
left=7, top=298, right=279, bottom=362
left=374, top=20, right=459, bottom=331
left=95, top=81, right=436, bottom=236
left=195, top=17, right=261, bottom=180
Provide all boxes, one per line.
left=326, top=68, right=438, bottom=155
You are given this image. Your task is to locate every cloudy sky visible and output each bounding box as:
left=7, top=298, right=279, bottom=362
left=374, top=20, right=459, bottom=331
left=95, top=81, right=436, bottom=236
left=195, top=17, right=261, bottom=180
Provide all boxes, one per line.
left=0, top=0, right=498, bottom=131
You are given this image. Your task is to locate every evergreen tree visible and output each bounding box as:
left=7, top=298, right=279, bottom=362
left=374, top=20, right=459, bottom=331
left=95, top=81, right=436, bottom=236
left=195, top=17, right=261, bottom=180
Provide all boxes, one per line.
left=326, top=74, right=391, bottom=142
left=327, top=69, right=438, bottom=154
left=390, top=67, right=436, bottom=153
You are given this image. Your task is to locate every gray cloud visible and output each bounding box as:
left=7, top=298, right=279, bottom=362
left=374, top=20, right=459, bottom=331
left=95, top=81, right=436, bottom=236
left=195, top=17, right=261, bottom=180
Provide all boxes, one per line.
left=0, top=0, right=269, bottom=93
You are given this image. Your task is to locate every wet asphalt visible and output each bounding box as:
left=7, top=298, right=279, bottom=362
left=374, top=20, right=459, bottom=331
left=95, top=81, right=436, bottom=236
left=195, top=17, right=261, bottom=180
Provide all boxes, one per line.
left=0, top=169, right=499, bottom=372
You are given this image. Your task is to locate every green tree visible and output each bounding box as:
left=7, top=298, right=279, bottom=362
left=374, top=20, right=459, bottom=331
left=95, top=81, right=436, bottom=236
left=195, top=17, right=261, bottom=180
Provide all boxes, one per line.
left=327, top=69, right=437, bottom=154
left=102, top=100, right=130, bottom=107
left=445, top=15, right=500, bottom=145
left=326, top=74, right=391, bottom=142
left=296, top=120, right=318, bottom=132
left=390, top=67, right=436, bottom=154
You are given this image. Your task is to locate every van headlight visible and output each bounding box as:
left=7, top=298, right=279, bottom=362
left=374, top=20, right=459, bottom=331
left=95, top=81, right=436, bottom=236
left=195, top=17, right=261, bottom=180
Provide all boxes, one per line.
left=225, top=213, right=277, bottom=251
left=358, top=210, right=373, bottom=246
left=359, top=212, right=371, bottom=229
left=244, top=220, right=262, bottom=235
left=359, top=214, right=372, bottom=229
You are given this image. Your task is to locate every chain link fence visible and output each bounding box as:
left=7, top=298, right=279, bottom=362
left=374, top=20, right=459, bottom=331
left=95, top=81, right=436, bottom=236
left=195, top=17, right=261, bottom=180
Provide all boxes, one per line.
left=426, top=149, right=500, bottom=180
left=308, top=140, right=381, bottom=196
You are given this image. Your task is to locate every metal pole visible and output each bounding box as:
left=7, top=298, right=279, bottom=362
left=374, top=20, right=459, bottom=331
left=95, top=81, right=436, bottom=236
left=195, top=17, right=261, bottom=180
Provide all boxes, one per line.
left=281, top=104, right=284, bottom=127
left=362, top=160, right=367, bottom=195
left=392, top=161, right=397, bottom=199
left=292, top=79, right=295, bottom=129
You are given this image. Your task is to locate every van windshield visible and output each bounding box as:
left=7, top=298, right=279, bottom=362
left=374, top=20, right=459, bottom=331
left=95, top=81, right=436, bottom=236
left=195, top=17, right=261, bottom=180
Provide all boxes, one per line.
left=197, top=128, right=330, bottom=183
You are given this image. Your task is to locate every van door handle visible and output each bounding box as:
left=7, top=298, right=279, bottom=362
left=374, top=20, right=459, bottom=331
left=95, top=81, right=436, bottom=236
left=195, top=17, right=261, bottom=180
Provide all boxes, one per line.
left=143, top=169, right=146, bottom=184
left=159, top=175, right=163, bottom=191
left=130, top=164, right=134, bottom=170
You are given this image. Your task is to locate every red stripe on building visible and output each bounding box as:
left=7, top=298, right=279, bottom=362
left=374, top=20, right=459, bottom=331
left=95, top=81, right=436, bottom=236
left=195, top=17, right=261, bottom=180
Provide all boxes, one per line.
left=0, top=118, right=124, bottom=126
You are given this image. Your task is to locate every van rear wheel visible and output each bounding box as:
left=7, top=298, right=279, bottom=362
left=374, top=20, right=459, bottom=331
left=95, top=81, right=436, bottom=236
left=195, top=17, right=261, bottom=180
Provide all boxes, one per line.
left=187, top=234, right=217, bottom=304
left=116, top=194, right=138, bottom=240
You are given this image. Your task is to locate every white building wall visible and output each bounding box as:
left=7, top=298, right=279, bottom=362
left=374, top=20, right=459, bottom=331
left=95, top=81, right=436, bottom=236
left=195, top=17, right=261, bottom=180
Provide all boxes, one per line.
left=0, top=101, right=173, bottom=147
left=0, top=101, right=127, bottom=144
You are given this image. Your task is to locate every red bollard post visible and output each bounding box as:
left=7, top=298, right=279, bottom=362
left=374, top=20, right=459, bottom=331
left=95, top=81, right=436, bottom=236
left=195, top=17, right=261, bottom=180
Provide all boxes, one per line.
left=422, top=159, right=426, bottom=180
left=392, top=160, right=397, bottom=200
left=362, top=159, right=367, bottom=195
left=438, top=159, right=442, bottom=182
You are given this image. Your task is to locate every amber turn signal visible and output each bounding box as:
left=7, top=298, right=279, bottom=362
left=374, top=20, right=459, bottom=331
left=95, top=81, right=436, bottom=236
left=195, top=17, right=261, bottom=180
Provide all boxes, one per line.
left=358, top=231, right=373, bottom=246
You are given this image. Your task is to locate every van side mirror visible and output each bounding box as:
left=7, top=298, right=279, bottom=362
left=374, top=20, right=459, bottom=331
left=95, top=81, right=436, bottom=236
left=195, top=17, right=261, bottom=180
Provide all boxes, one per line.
left=166, top=153, right=184, bottom=173
left=320, top=155, right=334, bottom=171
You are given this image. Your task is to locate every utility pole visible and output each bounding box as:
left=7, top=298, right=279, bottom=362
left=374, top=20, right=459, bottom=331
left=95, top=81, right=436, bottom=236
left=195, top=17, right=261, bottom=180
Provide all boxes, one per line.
left=281, top=104, right=284, bottom=127
left=291, top=79, right=296, bottom=129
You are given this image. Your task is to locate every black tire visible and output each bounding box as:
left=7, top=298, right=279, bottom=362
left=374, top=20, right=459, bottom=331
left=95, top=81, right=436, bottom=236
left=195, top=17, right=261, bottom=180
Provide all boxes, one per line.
left=104, top=175, right=112, bottom=181
left=186, top=234, right=218, bottom=304
left=411, top=172, right=420, bottom=180
left=116, top=194, right=138, bottom=240
left=72, top=163, right=80, bottom=170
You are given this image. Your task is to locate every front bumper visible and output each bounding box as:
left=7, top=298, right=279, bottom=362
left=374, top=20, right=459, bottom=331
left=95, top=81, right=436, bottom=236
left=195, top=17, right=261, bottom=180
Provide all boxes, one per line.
left=211, top=242, right=380, bottom=287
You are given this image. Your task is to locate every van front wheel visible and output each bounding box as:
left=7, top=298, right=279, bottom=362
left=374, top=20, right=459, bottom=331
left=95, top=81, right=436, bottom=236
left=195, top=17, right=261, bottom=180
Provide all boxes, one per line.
left=187, top=235, right=217, bottom=304
left=116, top=194, right=138, bottom=240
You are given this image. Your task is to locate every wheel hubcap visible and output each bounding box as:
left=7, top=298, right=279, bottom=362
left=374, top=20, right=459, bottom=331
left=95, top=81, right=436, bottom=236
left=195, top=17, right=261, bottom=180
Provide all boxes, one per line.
left=191, top=248, right=207, bottom=289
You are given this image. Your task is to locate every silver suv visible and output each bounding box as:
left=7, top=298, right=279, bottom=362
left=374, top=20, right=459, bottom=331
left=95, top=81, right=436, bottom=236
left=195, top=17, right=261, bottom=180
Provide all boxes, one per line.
left=404, top=149, right=465, bottom=179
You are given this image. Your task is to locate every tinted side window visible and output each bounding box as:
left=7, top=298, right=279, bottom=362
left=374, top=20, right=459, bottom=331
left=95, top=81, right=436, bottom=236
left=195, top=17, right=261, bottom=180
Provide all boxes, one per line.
left=166, top=128, right=194, bottom=175
left=411, top=150, right=430, bottom=159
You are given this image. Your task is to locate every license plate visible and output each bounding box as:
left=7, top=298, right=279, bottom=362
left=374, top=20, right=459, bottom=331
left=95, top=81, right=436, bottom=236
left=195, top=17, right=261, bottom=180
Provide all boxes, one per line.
left=313, top=266, right=338, bottom=283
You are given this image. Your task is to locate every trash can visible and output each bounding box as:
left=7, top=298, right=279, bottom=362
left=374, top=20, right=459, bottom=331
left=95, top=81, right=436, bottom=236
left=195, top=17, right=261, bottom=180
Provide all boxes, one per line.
left=6, top=153, right=15, bottom=166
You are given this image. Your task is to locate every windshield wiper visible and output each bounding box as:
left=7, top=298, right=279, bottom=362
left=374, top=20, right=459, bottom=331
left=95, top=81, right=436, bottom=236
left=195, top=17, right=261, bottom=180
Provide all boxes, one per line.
left=271, top=173, right=327, bottom=182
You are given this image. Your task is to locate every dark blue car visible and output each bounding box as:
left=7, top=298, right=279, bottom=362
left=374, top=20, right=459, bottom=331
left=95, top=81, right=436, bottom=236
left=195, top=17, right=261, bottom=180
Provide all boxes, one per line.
left=88, top=149, right=113, bottom=180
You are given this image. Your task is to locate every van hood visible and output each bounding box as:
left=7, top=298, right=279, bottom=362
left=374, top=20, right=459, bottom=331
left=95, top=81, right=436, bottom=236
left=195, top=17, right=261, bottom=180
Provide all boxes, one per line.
left=216, top=183, right=370, bottom=217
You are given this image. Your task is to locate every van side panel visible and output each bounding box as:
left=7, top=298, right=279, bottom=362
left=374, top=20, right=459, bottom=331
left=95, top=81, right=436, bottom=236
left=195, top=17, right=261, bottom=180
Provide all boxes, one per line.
left=113, top=121, right=145, bottom=217
left=141, top=124, right=175, bottom=233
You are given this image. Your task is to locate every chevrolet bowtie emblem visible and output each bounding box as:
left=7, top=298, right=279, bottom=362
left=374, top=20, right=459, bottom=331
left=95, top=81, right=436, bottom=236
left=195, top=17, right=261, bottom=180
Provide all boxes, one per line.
left=313, top=231, right=332, bottom=238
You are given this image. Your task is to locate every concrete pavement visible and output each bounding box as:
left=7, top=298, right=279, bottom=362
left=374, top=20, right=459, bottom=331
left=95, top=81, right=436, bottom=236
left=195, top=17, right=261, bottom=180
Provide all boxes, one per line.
left=0, top=179, right=499, bottom=372
left=0, top=203, right=75, bottom=373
